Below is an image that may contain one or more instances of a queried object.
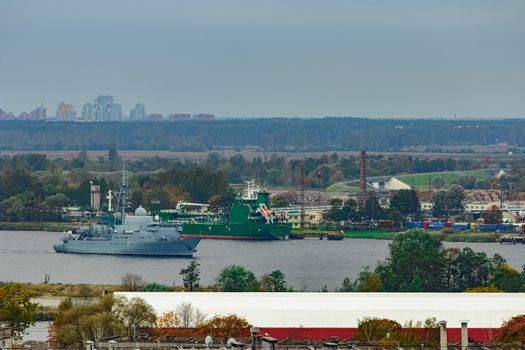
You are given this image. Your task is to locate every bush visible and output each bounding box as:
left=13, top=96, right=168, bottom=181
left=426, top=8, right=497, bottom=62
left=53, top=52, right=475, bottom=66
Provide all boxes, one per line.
left=496, top=314, right=525, bottom=343
left=142, top=282, right=171, bottom=292
left=353, top=317, right=402, bottom=342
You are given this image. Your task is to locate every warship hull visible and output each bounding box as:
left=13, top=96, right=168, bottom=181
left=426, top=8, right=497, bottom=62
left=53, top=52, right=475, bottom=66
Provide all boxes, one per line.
left=53, top=237, right=201, bottom=257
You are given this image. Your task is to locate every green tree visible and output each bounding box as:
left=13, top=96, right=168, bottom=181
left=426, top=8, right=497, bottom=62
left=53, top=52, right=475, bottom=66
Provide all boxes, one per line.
left=259, top=270, right=287, bottom=292
left=375, top=229, right=445, bottom=292
left=491, top=264, right=524, bottom=292
left=432, top=186, right=464, bottom=219
left=216, top=265, right=258, bottom=292
left=142, top=282, right=171, bottom=292
left=0, top=283, right=37, bottom=338
left=339, top=277, right=354, bottom=292
left=360, top=193, right=383, bottom=221
left=180, top=261, right=200, bottom=291
left=389, top=189, right=420, bottom=219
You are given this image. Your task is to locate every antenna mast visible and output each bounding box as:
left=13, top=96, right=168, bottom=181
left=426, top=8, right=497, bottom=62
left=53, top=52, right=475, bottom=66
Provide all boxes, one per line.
left=117, top=162, right=129, bottom=222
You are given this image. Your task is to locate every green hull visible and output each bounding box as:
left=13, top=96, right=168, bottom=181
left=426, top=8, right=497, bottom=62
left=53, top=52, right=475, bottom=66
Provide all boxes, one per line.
left=181, top=222, right=292, bottom=240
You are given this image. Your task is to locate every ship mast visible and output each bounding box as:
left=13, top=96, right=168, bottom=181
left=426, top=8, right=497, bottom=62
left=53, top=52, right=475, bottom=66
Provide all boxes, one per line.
left=117, top=162, right=129, bottom=223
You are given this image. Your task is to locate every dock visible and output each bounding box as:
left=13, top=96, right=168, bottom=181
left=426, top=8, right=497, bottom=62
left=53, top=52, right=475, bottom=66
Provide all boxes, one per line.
left=500, top=234, right=525, bottom=244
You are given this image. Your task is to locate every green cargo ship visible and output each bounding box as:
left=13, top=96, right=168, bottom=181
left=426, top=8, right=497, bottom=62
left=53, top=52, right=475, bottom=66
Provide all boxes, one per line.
left=162, top=181, right=292, bottom=240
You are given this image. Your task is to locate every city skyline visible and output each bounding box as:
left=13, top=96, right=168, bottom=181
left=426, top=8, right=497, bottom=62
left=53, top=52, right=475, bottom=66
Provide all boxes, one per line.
left=0, top=95, right=216, bottom=122
left=0, top=0, right=524, bottom=118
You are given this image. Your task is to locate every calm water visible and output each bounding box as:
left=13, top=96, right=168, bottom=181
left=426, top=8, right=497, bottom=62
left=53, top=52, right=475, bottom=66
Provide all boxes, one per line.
left=1, top=230, right=525, bottom=291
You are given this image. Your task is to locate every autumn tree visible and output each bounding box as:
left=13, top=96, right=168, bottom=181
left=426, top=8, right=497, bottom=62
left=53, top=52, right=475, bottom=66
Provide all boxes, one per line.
left=496, top=314, right=525, bottom=343
left=0, top=283, right=37, bottom=338
left=353, top=267, right=383, bottom=292
left=157, top=311, right=180, bottom=328
left=197, top=314, right=252, bottom=338
left=353, top=317, right=402, bottom=342
left=484, top=204, right=503, bottom=224
left=113, top=296, right=157, bottom=339
left=51, top=295, right=125, bottom=349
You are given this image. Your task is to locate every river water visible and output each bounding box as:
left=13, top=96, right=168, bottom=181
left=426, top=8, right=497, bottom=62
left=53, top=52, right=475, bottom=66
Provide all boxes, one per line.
left=1, top=230, right=524, bottom=291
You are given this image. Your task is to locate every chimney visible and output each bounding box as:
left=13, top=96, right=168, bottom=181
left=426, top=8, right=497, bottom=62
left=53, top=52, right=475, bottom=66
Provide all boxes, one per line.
left=461, top=321, right=468, bottom=350
left=358, top=149, right=367, bottom=204
left=439, top=320, right=447, bottom=350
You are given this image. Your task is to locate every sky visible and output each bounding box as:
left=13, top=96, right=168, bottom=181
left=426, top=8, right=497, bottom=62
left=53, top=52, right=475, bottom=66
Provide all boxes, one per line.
left=0, top=0, right=524, bottom=118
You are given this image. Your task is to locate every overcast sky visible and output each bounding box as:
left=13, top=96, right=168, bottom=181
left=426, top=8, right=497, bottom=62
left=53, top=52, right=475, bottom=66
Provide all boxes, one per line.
left=1, top=0, right=524, bottom=118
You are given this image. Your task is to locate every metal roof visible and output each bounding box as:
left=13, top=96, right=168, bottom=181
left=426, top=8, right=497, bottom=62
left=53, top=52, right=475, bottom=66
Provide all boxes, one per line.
left=116, top=292, right=525, bottom=328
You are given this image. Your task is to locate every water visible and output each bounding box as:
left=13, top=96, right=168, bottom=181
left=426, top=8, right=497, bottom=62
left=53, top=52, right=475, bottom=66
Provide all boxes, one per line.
left=1, top=230, right=524, bottom=291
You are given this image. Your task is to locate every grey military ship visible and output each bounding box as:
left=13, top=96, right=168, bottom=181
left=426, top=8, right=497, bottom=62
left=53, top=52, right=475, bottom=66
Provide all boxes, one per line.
left=53, top=168, right=200, bottom=257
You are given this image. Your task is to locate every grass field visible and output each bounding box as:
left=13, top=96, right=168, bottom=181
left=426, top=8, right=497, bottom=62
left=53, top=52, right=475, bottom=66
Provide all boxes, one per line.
left=326, top=183, right=361, bottom=193
left=396, top=170, right=493, bottom=189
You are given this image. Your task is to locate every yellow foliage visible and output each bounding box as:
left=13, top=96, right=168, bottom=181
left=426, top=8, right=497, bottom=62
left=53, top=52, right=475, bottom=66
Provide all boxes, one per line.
left=197, top=314, right=252, bottom=338
left=157, top=311, right=180, bottom=328
left=465, top=285, right=503, bottom=293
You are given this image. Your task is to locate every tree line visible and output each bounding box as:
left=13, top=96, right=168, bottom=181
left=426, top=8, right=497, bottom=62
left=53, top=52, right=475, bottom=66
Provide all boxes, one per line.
left=1, top=118, right=525, bottom=151
left=0, top=149, right=523, bottom=222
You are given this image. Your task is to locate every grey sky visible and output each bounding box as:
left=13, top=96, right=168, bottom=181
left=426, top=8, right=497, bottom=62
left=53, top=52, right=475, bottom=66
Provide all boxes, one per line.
left=1, top=0, right=524, bottom=118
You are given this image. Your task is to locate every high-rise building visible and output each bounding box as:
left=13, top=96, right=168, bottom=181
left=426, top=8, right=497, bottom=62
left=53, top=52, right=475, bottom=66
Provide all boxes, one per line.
left=57, top=103, right=74, bottom=121
left=130, top=103, right=146, bottom=121
left=30, top=107, right=46, bottom=120
left=92, top=95, right=122, bottom=121
left=107, top=103, right=123, bottom=121
left=81, top=103, right=94, bottom=121
left=95, top=95, right=114, bottom=105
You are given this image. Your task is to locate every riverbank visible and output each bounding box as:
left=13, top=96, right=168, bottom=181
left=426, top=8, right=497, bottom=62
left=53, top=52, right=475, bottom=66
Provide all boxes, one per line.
left=0, top=221, right=88, bottom=232
left=344, top=229, right=500, bottom=242
left=1, top=222, right=501, bottom=242
left=291, top=228, right=501, bottom=243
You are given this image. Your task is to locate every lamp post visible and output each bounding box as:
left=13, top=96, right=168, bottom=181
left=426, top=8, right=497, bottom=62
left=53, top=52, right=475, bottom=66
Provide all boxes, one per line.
left=250, top=327, right=259, bottom=350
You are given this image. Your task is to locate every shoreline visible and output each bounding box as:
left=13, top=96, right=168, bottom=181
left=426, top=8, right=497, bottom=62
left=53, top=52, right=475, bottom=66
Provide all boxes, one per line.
left=0, top=221, right=88, bottom=232
left=1, top=222, right=502, bottom=243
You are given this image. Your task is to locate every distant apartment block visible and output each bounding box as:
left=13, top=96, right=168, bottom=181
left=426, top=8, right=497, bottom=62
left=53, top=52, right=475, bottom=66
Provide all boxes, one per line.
left=56, top=102, right=74, bottom=121
left=168, top=113, right=191, bottom=121
left=193, top=113, right=215, bottom=120
left=81, top=102, right=95, bottom=121
left=30, top=106, right=46, bottom=120
left=147, top=113, right=163, bottom=121
left=130, top=103, right=146, bottom=121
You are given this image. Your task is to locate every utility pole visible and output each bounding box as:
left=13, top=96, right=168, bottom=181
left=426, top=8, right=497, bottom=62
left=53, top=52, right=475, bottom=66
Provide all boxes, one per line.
left=300, top=163, right=305, bottom=229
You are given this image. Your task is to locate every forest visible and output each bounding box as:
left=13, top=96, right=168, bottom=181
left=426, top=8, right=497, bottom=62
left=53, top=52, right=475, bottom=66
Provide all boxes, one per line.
left=0, top=118, right=524, bottom=151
